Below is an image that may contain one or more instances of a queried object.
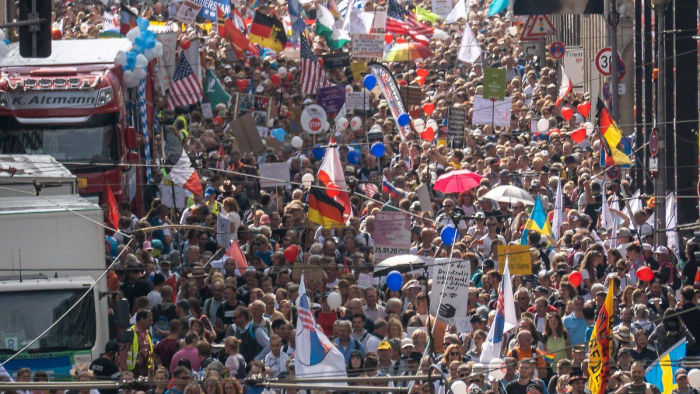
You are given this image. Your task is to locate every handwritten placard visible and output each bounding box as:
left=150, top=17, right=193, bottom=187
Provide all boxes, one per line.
left=472, top=95, right=512, bottom=127
left=430, top=258, right=472, bottom=323
left=346, top=92, right=371, bottom=111
left=358, top=273, right=380, bottom=289
left=259, top=162, right=290, bottom=188
left=372, top=11, right=387, bottom=32
left=373, top=211, right=412, bottom=262
left=496, top=245, right=533, bottom=275
left=351, top=61, right=367, bottom=80
left=352, top=34, right=385, bottom=59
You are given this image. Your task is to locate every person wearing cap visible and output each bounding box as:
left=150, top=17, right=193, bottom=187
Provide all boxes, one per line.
left=654, top=246, right=678, bottom=287
left=568, top=372, right=587, bottom=394
left=203, top=187, right=222, bottom=215
left=671, top=369, right=692, bottom=394
left=376, top=340, right=398, bottom=376
left=89, top=341, right=121, bottom=394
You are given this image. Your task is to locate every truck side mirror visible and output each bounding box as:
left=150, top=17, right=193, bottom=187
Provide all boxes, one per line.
left=124, top=126, right=138, bottom=150
left=115, top=298, right=131, bottom=328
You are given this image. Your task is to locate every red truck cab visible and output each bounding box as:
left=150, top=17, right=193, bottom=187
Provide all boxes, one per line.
left=0, top=38, right=154, bottom=215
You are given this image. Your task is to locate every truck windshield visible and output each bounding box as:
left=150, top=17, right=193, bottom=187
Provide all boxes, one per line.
left=0, top=288, right=96, bottom=352
left=0, top=114, right=118, bottom=163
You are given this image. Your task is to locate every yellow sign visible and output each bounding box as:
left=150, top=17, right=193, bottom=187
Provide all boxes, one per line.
left=496, top=245, right=532, bottom=275
left=351, top=61, right=367, bottom=81
left=77, top=178, right=88, bottom=189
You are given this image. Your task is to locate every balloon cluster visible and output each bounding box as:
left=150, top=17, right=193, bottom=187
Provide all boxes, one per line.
left=114, top=17, right=163, bottom=88
left=0, top=30, right=9, bottom=57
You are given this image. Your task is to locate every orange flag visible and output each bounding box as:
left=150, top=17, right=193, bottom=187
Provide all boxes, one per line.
left=225, top=240, right=248, bottom=275
left=106, top=186, right=120, bottom=230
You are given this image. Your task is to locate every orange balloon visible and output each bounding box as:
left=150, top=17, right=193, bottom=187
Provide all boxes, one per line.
left=416, top=68, right=429, bottom=78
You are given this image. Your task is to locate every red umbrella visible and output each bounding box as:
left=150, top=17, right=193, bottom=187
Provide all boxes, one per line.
left=434, top=170, right=483, bottom=194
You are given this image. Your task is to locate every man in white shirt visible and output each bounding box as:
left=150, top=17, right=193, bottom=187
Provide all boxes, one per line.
left=264, top=335, right=289, bottom=377
left=362, top=287, right=386, bottom=321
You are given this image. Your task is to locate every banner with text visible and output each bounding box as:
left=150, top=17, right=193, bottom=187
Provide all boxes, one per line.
left=373, top=211, right=412, bottom=261
left=430, top=258, right=472, bottom=323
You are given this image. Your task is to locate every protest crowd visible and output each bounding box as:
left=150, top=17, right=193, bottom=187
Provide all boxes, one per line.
left=4, top=1, right=700, bottom=394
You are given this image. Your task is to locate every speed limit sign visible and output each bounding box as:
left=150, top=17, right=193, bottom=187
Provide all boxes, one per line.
left=595, top=47, right=613, bottom=76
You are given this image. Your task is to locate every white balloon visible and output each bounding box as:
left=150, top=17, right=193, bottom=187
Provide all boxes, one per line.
left=489, top=358, right=506, bottom=380
left=126, top=27, right=141, bottom=42
left=0, top=42, right=7, bottom=57
left=426, top=119, right=438, bottom=132
left=327, top=292, right=342, bottom=310
left=584, top=121, right=595, bottom=135
left=153, top=42, right=164, bottom=57
left=51, top=22, right=59, bottom=32
left=689, top=370, right=700, bottom=389
left=133, top=67, right=147, bottom=81
left=0, top=29, right=6, bottom=41
left=144, top=48, right=157, bottom=60
left=323, top=122, right=330, bottom=131
left=80, top=22, right=89, bottom=34
left=350, top=116, right=362, bottom=131
left=136, top=54, right=149, bottom=68
left=277, top=67, right=288, bottom=78
left=370, top=124, right=382, bottom=133
left=537, top=118, right=550, bottom=133
left=114, top=51, right=127, bottom=65
left=302, top=173, right=314, bottom=188
left=291, top=136, right=303, bottom=149
left=451, top=381, right=468, bottom=394
left=123, top=70, right=135, bottom=86
left=337, top=117, right=349, bottom=130
left=412, top=118, right=426, bottom=133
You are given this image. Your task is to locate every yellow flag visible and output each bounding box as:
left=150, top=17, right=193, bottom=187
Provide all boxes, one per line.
left=587, top=282, right=614, bottom=394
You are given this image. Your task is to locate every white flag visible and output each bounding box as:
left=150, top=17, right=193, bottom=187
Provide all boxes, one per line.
left=458, top=23, right=481, bottom=64
left=445, top=0, right=468, bottom=24
left=552, top=179, right=564, bottom=240
left=667, top=192, right=679, bottom=256
left=216, top=213, right=232, bottom=248
left=555, top=64, right=572, bottom=107
left=480, top=258, right=517, bottom=362
left=343, top=6, right=373, bottom=34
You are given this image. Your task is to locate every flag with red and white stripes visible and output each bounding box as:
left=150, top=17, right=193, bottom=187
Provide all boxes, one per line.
left=361, top=182, right=378, bottom=198
left=300, top=32, right=330, bottom=95
left=386, top=0, right=433, bottom=42
left=167, top=53, right=202, bottom=110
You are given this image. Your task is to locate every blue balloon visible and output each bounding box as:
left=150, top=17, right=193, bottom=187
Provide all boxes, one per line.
left=371, top=142, right=385, bottom=157
left=272, top=128, right=285, bottom=142
left=2, top=39, right=8, bottom=45
left=142, top=30, right=156, bottom=40
left=145, top=37, right=156, bottom=49
left=363, top=74, right=377, bottom=91
left=312, top=144, right=325, bottom=160
left=137, top=17, right=150, bottom=32
left=135, top=35, right=147, bottom=48
left=441, top=226, right=458, bottom=245
left=347, top=149, right=360, bottom=165
left=386, top=271, right=403, bottom=292
left=397, top=113, right=410, bottom=127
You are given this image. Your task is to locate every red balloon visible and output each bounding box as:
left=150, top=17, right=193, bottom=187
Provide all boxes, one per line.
left=284, top=245, right=300, bottom=262
left=421, top=127, right=434, bottom=141
left=327, top=182, right=341, bottom=198
left=561, top=107, right=574, bottom=121
left=577, top=101, right=591, bottom=117
left=271, top=74, right=281, bottom=86
left=637, top=266, right=654, bottom=282
left=396, top=37, right=407, bottom=44
left=415, top=76, right=425, bottom=86
left=416, top=68, right=429, bottom=78
left=571, top=128, right=586, bottom=143
left=398, top=80, right=408, bottom=86
left=605, top=155, right=615, bottom=167
left=569, top=271, right=582, bottom=287
left=236, top=79, right=249, bottom=91
left=385, top=33, right=394, bottom=44
left=52, top=29, right=62, bottom=40
left=181, top=39, right=191, bottom=50
left=287, top=73, right=293, bottom=82
left=423, top=103, right=435, bottom=115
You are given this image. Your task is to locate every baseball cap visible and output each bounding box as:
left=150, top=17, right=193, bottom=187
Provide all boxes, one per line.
left=204, top=187, right=216, bottom=197
left=105, top=340, right=120, bottom=354
left=676, top=369, right=688, bottom=379
left=401, top=338, right=415, bottom=349
left=378, top=341, right=392, bottom=350
left=655, top=246, right=669, bottom=255
left=260, top=214, right=271, bottom=225
left=142, top=241, right=153, bottom=251
left=470, top=314, right=486, bottom=324
left=642, top=243, right=654, bottom=252
left=527, top=384, right=543, bottom=394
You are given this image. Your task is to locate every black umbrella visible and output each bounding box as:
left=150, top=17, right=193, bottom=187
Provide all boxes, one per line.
left=373, top=255, right=428, bottom=277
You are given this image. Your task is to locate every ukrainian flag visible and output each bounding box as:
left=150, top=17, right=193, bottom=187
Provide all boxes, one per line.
left=645, top=339, right=687, bottom=394
left=520, top=195, right=553, bottom=245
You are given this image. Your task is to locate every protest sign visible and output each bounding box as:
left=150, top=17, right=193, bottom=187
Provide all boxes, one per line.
left=317, top=85, right=346, bottom=116
left=415, top=183, right=433, bottom=216
left=289, top=106, right=303, bottom=134
left=351, top=61, right=367, bottom=80
left=216, top=213, right=231, bottom=248
left=102, top=12, right=119, bottom=32
left=197, top=0, right=230, bottom=21
left=496, top=245, right=532, bottom=275
left=160, top=181, right=188, bottom=209
left=483, top=67, right=507, bottom=100
left=346, top=92, right=371, bottom=111
left=292, top=263, right=324, bottom=283
left=259, top=162, right=290, bottom=188
left=175, top=0, right=203, bottom=24
left=430, top=258, right=472, bottom=323
left=358, top=273, right=379, bottom=289
left=372, top=11, right=387, bottom=32
left=431, top=0, right=452, bottom=18
left=373, top=211, right=412, bottom=262
left=447, top=107, right=467, bottom=148
left=399, top=86, right=423, bottom=106
left=229, top=113, right=265, bottom=153
left=472, top=95, right=511, bottom=127
left=323, top=53, right=351, bottom=69
left=156, top=32, right=178, bottom=92
left=352, top=34, right=385, bottom=59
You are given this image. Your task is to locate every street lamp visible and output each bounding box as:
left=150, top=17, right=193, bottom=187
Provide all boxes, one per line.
left=651, top=0, right=669, bottom=246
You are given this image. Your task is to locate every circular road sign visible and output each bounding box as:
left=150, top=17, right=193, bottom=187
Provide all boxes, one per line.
left=596, top=47, right=613, bottom=76
left=602, top=82, right=611, bottom=101
left=550, top=41, right=566, bottom=60
left=649, top=128, right=659, bottom=157
left=616, top=58, right=626, bottom=81
left=300, top=105, right=328, bottom=135
left=606, top=165, right=621, bottom=179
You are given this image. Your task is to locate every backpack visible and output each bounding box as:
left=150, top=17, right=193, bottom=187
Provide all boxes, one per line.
left=238, top=323, right=264, bottom=363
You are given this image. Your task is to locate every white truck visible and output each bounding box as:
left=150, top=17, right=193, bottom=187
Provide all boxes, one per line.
left=0, top=154, right=78, bottom=198
left=0, top=195, right=110, bottom=379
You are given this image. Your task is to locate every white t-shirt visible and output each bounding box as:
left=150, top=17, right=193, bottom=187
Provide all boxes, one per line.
left=264, top=351, right=290, bottom=377
left=478, top=234, right=506, bottom=256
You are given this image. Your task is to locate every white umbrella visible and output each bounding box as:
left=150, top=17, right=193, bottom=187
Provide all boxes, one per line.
left=373, top=255, right=428, bottom=277
left=481, top=185, right=535, bottom=206
left=432, top=29, right=450, bottom=39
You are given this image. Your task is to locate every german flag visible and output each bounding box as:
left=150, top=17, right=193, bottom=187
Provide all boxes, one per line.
left=218, top=6, right=249, bottom=59
left=249, top=11, right=287, bottom=52
left=308, top=187, right=345, bottom=228
left=596, top=99, right=631, bottom=165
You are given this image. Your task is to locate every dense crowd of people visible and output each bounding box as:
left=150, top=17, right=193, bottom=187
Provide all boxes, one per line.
left=3, top=0, right=700, bottom=394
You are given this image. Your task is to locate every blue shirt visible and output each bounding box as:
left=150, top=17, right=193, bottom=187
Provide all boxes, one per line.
left=334, top=337, right=365, bottom=363
left=563, top=314, right=588, bottom=346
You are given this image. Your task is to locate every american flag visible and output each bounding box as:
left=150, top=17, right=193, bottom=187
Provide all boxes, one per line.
left=167, top=53, right=202, bottom=110
left=361, top=182, right=378, bottom=198
left=300, top=32, right=330, bottom=95
left=298, top=288, right=317, bottom=331
left=386, top=0, right=433, bottom=42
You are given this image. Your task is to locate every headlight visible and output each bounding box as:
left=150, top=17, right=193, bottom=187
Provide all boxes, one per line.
left=0, top=91, right=9, bottom=109
left=96, top=87, right=113, bottom=106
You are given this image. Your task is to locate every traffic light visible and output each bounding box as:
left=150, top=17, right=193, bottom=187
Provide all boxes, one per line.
left=18, top=0, right=52, bottom=58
